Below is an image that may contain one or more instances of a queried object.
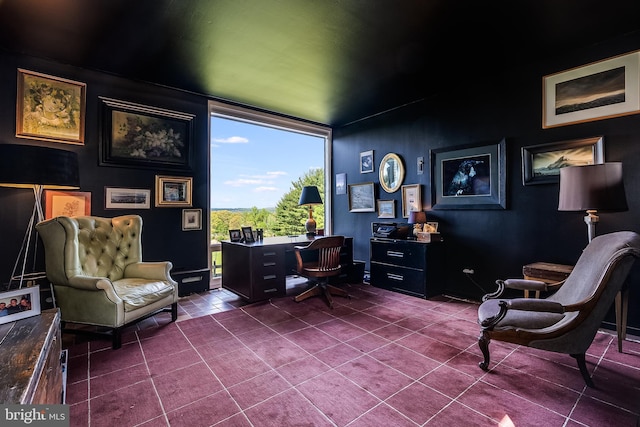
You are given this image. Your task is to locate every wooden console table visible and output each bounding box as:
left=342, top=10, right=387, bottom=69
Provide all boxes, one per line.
left=0, top=309, right=64, bottom=404
left=222, top=235, right=354, bottom=302
left=522, top=262, right=573, bottom=298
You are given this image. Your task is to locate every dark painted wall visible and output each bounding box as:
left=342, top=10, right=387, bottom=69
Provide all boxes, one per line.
left=0, top=52, right=210, bottom=281
left=332, top=32, right=640, bottom=334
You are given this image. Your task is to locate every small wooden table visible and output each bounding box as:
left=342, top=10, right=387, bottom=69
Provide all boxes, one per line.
left=522, top=262, right=573, bottom=298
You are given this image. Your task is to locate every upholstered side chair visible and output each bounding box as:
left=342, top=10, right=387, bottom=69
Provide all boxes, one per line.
left=477, top=231, right=640, bottom=387
left=36, top=215, right=178, bottom=349
left=293, top=235, right=349, bottom=309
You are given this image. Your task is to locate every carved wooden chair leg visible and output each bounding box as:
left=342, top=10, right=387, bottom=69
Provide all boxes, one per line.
left=112, top=327, right=123, bottom=350
left=571, top=353, right=594, bottom=388
left=171, top=302, right=178, bottom=322
left=478, top=331, right=491, bottom=371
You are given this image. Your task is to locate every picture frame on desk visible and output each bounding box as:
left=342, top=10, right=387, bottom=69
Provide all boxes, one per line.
left=229, top=229, right=242, bottom=242
left=241, top=226, right=255, bottom=243
left=0, top=286, right=41, bottom=325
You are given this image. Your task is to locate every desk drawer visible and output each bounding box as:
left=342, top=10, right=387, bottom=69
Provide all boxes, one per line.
left=370, top=263, right=426, bottom=297
left=370, top=241, right=425, bottom=269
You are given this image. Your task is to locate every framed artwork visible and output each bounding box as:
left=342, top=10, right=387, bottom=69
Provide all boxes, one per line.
left=44, top=190, right=91, bottom=219
left=522, top=136, right=604, bottom=185
left=105, top=187, right=151, bottom=209
left=241, top=226, right=255, bottom=243
left=360, top=150, right=374, bottom=173
left=348, top=182, right=375, bottom=212
left=401, top=184, right=422, bottom=218
left=377, top=200, right=395, bottom=218
left=229, top=229, right=242, bottom=242
left=430, top=138, right=506, bottom=210
left=182, top=209, right=202, bottom=231
left=16, top=69, right=86, bottom=145
left=425, top=222, right=439, bottom=232
left=99, top=97, right=194, bottom=170
left=0, top=286, right=41, bottom=325
left=336, top=173, right=347, bottom=195
left=155, top=175, right=192, bottom=207
left=543, top=50, right=640, bottom=128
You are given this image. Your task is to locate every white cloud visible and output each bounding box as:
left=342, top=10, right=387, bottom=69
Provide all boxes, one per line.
left=254, top=186, right=279, bottom=192
left=266, top=171, right=287, bottom=177
left=212, top=136, right=249, bottom=144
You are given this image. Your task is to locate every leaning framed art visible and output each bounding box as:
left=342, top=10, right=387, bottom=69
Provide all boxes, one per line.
left=99, top=97, right=194, bottom=170
left=16, top=69, right=86, bottom=144
left=543, top=50, right=640, bottom=128
left=0, top=286, right=41, bottom=325
left=522, top=136, right=604, bottom=185
left=430, top=138, right=506, bottom=210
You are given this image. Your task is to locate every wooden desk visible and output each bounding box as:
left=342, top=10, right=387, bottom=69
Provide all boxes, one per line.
left=522, top=262, right=573, bottom=298
left=222, top=236, right=354, bottom=302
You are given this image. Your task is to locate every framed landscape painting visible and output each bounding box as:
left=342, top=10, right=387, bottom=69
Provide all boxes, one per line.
left=348, top=182, right=375, bottom=212
left=99, top=97, right=194, bottom=170
left=543, top=50, right=640, bottom=128
left=430, top=138, right=506, bottom=210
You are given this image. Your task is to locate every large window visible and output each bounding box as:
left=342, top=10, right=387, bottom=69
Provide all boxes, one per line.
left=208, top=101, right=331, bottom=271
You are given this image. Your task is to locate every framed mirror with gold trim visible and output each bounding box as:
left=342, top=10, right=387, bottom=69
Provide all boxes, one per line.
left=379, top=153, right=405, bottom=193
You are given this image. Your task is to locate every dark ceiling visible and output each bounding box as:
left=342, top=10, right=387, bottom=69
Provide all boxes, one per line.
left=1, top=0, right=640, bottom=126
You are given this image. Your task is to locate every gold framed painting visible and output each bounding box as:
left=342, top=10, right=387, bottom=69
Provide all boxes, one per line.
left=543, top=50, right=640, bottom=128
left=16, top=69, right=86, bottom=144
left=44, top=190, right=91, bottom=219
left=155, top=175, right=192, bottom=207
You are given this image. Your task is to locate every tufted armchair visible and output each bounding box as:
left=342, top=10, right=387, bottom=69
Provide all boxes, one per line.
left=36, top=215, right=178, bottom=349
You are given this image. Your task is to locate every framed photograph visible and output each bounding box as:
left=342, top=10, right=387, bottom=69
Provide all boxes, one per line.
left=377, top=200, right=395, bottom=218
left=44, top=190, right=91, bottom=219
left=155, top=175, right=192, bottom=207
left=401, top=184, right=422, bottom=218
left=241, top=226, right=255, bottom=243
left=16, top=69, right=86, bottom=145
left=543, top=50, right=640, bottom=128
left=430, top=138, right=506, bottom=210
left=336, top=173, right=347, bottom=195
left=0, top=286, right=41, bottom=325
left=99, top=97, right=194, bottom=170
left=229, top=229, right=242, bottom=242
left=348, top=182, right=375, bottom=212
left=182, top=209, right=202, bottom=231
left=360, top=150, right=374, bottom=173
left=105, top=187, right=151, bottom=209
left=522, top=136, right=604, bottom=185
left=425, top=222, right=439, bottom=233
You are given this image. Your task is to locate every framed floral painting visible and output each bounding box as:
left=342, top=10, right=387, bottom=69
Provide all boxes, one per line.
left=99, top=97, right=194, bottom=170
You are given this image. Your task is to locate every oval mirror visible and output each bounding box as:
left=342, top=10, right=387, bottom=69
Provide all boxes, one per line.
left=379, top=153, right=405, bottom=193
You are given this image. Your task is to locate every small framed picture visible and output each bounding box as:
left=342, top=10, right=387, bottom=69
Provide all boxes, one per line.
left=105, top=187, right=151, bottom=209
left=155, top=175, right=192, bottom=207
left=336, top=173, right=347, bottom=195
left=360, top=150, right=374, bottom=173
left=241, top=226, right=255, bottom=243
left=401, top=184, right=422, bottom=218
left=44, top=190, right=91, bottom=219
left=0, top=286, right=41, bottom=325
left=425, top=222, right=439, bottom=232
left=377, top=200, right=395, bottom=218
left=348, top=182, right=376, bottom=212
left=229, top=229, right=242, bottom=242
left=182, top=209, right=202, bottom=231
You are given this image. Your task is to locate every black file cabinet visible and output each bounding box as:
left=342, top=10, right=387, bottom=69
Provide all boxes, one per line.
left=369, top=238, right=444, bottom=298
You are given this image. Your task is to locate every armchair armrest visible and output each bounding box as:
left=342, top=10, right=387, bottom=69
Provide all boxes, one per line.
left=67, top=275, right=123, bottom=304
left=124, top=261, right=175, bottom=282
left=482, top=278, right=549, bottom=301
left=504, top=298, right=565, bottom=313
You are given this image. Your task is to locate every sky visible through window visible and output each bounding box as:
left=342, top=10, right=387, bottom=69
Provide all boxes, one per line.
left=210, top=116, right=324, bottom=209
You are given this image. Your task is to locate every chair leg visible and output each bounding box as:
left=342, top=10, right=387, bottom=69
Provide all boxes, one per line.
left=571, top=353, right=595, bottom=388
left=322, top=286, right=334, bottom=309
left=294, top=284, right=322, bottom=303
left=478, top=331, right=491, bottom=371
left=326, top=284, right=350, bottom=299
left=615, top=287, right=629, bottom=352
left=171, top=302, right=178, bottom=322
left=112, top=327, right=122, bottom=350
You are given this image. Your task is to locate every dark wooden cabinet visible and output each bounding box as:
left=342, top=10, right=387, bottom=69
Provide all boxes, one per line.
left=370, top=238, right=444, bottom=298
left=222, top=236, right=354, bottom=302
left=0, top=309, right=64, bottom=404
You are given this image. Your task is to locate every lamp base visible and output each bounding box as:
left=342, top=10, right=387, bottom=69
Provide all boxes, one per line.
left=584, top=210, right=599, bottom=243
left=305, top=217, right=317, bottom=235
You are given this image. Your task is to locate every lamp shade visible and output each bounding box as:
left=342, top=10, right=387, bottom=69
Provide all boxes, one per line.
left=0, top=144, right=80, bottom=189
left=408, top=210, right=427, bottom=224
left=558, top=163, right=628, bottom=212
left=298, top=186, right=322, bottom=205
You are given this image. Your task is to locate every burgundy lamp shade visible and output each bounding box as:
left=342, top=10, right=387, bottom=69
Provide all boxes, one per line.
left=558, top=163, right=628, bottom=212
left=0, top=144, right=79, bottom=189
left=408, top=210, right=427, bottom=224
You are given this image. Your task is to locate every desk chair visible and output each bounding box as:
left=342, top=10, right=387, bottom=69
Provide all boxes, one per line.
left=293, top=235, right=349, bottom=308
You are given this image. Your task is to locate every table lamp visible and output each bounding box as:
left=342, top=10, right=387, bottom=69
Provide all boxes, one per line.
left=408, top=210, right=427, bottom=238
left=558, top=162, right=627, bottom=243
left=298, top=185, right=323, bottom=236
left=0, top=144, right=80, bottom=288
